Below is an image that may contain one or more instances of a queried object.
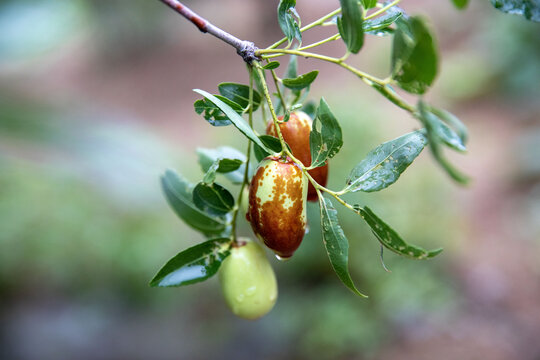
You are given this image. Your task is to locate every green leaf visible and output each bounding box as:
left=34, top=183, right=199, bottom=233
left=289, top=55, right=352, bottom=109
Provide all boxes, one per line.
left=218, top=82, right=261, bottom=111
left=361, top=0, right=377, bottom=9
left=301, top=101, right=317, bottom=119
left=418, top=101, right=470, bottom=184
left=391, top=16, right=438, bottom=94
left=363, top=9, right=402, bottom=34
left=282, top=70, right=319, bottom=91
left=337, top=0, right=365, bottom=54
left=197, top=146, right=247, bottom=184
left=194, top=96, right=243, bottom=126
left=310, top=98, right=343, bottom=168
left=254, top=135, right=283, bottom=163
left=428, top=107, right=468, bottom=145
left=150, top=238, right=231, bottom=287
left=263, top=61, right=280, bottom=70
left=319, top=196, right=367, bottom=297
left=490, top=0, right=540, bottom=21
left=278, top=0, right=302, bottom=44
left=161, top=170, right=228, bottom=236
left=358, top=206, right=443, bottom=259
left=345, top=130, right=428, bottom=193
left=193, top=89, right=273, bottom=153
left=452, top=0, right=469, bottom=9
left=193, top=182, right=235, bottom=216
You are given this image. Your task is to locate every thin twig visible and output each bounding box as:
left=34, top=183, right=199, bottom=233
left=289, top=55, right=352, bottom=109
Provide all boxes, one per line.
left=158, top=0, right=260, bottom=62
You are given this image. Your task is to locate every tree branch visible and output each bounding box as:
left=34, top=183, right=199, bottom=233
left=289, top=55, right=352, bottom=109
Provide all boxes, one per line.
left=158, top=0, right=260, bottom=63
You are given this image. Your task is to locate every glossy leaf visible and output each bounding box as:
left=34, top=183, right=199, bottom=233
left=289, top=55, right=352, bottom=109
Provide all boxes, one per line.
left=345, top=130, right=427, bottom=193
left=218, top=82, right=261, bottom=111
left=161, top=170, right=228, bottom=235
left=310, top=98, right=343, bottom=168
left=194, top=89, right=273, bottom=153
left=319, top=196, right=367, bottom=297
left=263, top=61, right=280, bottom=70
left=150, top=238, right=231, bottom=287
left=194, top=96, right=243, bottom=126
left=363, top=9, right=402, bottom=34
left=428, top=107, right=468, bottom=145
left=254, top=135, right=283, bottom=162
left=193, top=182, right=235, bottom=216
left=337, top=0, right=365, bottom=54
left=282, top=70, right=319, bottom=91
left=452, top=0, right=469, bottom=9
left=418, top=101, right=470, bottom=184
left=358, top=206, right=443, bottom=259
left=278, top=0, right=302, bottom=44
left=490, top=0, right=540, bottom=22
left=391, top=16, right=438, bottom=94
left=197, top=146, right=246, bottom=184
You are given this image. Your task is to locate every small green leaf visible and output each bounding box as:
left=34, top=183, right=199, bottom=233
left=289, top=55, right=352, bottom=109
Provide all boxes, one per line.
left=218, top=82, right=261, bottom=111
left=428, top=107, right=468, bottom=145
left=161, top=170, right=228, bottom=236
left=193, top=89, right=273, bottom=153
left=418, top=101, right=470, bottom=184
left=391, top=16, right=438, bottom=94
left=358, top=206, right=443, bottom=259
left=282, top=70, right=319, bottom=91
left=197, top=146, right=247, bottom=184
left=490, top=0, right=540, bottom=21
left=193, top=182, right=235, bottom=216
left=301, top=101, right=317, bottom=119
left=150, top=238, right=231, bottom=287
left=263, top=61, right=280, bottom=70
left=345, top=130, right=428, bottom=193
left=319, top=196, right=367, bottom=297
left=253, top=135, right=283, bottom=163
left=363, top=9, right=402, bottom=34
left=194, top=96, right=243, bottom=126
left=310, top=98, right=343, bottom=168
left=338, top=0, right=365, bottom=54
left=452, top=0, right=469, bottom=9
left=278, top=0, right=302, bottom=44
left=361, top=0, right=377, bottom=9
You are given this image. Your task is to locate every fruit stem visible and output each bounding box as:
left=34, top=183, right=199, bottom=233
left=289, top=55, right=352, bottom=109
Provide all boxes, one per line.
left=269, top=68, right=288, bottom=114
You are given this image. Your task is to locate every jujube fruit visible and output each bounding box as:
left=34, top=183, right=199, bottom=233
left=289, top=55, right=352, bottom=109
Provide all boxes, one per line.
left=266, top=111, right=329, bottom=201
left=247, top=156, right=307, bottom=258
left=219, top=238, right=278, bottom=320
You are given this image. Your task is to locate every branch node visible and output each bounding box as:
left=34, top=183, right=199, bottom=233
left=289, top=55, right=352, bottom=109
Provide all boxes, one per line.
left=237, top=41, right=261, bottom=64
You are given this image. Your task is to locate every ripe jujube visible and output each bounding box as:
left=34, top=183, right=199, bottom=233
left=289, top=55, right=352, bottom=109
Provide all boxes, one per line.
left=266, top=111, right=329, bottom=201
left=219, top=238, right=278, bottom=320
left=247, top=156, right=307, bottom=259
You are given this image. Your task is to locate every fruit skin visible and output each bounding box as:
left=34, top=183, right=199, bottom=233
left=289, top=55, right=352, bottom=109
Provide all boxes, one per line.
left=266, top=111, right=329, bottom=202
left=247, top=156, right=307, bottom=258
left=219, top=238, right=278, bottom=320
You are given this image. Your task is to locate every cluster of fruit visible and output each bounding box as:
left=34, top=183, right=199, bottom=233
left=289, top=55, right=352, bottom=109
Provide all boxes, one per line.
left=220, top=111, right=328, bottom=319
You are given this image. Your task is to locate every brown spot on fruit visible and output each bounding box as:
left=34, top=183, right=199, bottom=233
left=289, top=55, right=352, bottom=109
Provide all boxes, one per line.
left=266, top=111, right=328, bottom=201
left=247, top=156, right=307, bottom=258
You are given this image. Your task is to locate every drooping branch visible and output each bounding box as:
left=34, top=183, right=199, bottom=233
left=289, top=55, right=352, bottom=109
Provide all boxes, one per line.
left=158, top=0, right=260, bottom=63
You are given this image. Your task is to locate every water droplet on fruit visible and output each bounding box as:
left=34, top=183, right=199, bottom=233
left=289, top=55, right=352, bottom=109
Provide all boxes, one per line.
left=236, top=294, right=245, bottom=303
left=275, top=254, right=291, bottom=262
left=305, top=224, right=310, bottom=234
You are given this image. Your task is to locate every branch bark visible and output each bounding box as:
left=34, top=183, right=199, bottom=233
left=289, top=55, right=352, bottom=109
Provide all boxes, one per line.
left=158, top=0, right=260, bottom=63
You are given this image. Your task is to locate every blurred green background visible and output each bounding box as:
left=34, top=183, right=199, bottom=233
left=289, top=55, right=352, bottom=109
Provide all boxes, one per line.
left=1, top=0, right=540, bottom=359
